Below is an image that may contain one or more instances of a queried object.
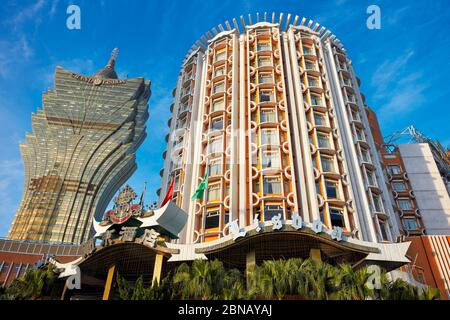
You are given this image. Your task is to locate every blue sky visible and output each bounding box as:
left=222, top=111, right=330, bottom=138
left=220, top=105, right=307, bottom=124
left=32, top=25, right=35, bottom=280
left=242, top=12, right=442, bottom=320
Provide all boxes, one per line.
left=0, top=0, right=449, bottom=237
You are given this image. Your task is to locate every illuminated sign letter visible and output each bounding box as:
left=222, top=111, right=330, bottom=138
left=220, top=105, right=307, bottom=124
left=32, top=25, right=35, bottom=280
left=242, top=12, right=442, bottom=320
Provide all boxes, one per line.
left=291, top=212, right=303, bottom=230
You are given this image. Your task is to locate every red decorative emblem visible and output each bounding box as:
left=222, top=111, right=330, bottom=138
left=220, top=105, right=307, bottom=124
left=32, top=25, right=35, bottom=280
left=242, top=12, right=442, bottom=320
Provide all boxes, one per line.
left=108, top=185, right=142, bottom=224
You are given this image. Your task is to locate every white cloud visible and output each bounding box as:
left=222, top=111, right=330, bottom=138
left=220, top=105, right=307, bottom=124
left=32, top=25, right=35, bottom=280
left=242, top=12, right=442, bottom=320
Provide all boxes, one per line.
left=7, top=0, right=46, bottom=29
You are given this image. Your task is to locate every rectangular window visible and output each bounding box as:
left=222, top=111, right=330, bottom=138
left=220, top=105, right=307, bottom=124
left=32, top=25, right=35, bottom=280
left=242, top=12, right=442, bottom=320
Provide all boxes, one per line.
left=258, top=73, right=273, bottom=84
left=355, top=128, right=364, bottom=141
left=264, top=204, right=283, bottom=221
left=205, top=210, right=220, bottom=229
left=209, top=137, right=222, bottom=153
left=317, top=133, right=331, bottom=149
left=367, top=170, right=376, bottom=186
left=403, top=218, right=419, bottom=230
left=260, top=109, right=276, bottom=123
left=208, top=158, right=222, bottom=176
left=397, top=198, right=413, bottom=210
left=261, top=129, right=277, bottom=145
left=207, top=184, right=221, bottom=201
left=305, top=60, right=316, bottom=71
left=388, top=165, right=402, bottom=175
left=258, top=57, right=272, bottom=67
left=373, top=195, right=383, bottom=212
left=321, top=156, right=334, bottom=172
left=379, top=221, right=389, bottom=241
left=214, top=66, right=225, bottom=77
left=308, top=76, right=319, bottom=87
left=210, top=117, right=224, bottom=131
left=330, top=208, right=344, bottom=227
left=361, top=147, right=371, bottom=162
left=314, top=112, right=326, bottom=126
left=259, top=90, right=273, bottom=102
left=262, top=151, right=280, bottom=168
left=392, top=181, right=407, bottom=192
left=211, top=99, right=225, bottom=112
left=310, top=94, right=322, bottom=106
left=215, top=50, right=226, bottom=62
left=257, top=41, right=271, bottom=52
left=325, top=180, right=338, bottom=198
left=303, top=46, right=313, bottom=55
left=263, top=176, right=282, bottom=195
left=213, top=82, right=225, bottom=94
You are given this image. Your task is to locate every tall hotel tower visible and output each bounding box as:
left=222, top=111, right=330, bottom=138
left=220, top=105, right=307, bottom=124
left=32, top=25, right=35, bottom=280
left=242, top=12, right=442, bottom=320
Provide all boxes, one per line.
left=8, top=49, right=151, bottom=244
left=159, top=13, right=401, bottom=245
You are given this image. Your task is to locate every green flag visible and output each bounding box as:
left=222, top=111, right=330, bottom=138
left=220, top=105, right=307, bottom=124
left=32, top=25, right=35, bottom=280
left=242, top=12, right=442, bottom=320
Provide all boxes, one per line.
left=191, top=173, right=208, bottom=200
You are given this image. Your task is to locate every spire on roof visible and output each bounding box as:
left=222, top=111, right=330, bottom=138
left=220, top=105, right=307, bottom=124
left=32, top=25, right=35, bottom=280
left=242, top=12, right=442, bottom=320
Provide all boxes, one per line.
left=94, top=48, right=119, bottom=79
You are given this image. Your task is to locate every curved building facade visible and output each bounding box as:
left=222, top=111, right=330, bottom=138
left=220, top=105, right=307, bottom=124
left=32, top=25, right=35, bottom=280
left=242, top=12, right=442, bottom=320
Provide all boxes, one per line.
left=8, top=50, right=151, bottom=244
left=158, top=13, right=401, bottom=246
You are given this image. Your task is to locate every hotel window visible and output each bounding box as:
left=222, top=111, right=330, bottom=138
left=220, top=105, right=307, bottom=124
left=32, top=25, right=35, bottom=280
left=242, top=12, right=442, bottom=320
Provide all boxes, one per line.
left=397, top=198, right=413, bottom=210
left=403, top=218, right=419, bottom=230
left=211, top=98, right=225, bottom=112
left=261, top=129, right=277, bottom=145
left=310, top=94, right=322, bottom=106
left=392, top=181, right=407, bottom=192
left=263, top=176, right=282, bottom=195
left=259, top=90, right=273, bottom=102
left=213, top=81, right=225, bottom=94
left=379, top=221, right=389, bottom=241
left=325, top=180, right=338, bottom=198
left=305, top=60, right=316, bottom=71
left=303, top=46, right=313, bottom=55
left=0, top=262, right=10, bottom=275
left=174, top=174, right=181, bottom=190
left=314, top=112, right=326, bottom=126
left=347, top=94, right=356, bottom=103
left=205, top=210, right=220, bottom=229
left=214, top=66, right=225, bottom=77
left=387, top=165, right=402, bottom=175
left=361, top=147, right=371, bottom=163
left=264, top=204, right=283, bottom=221
left=208, top=158, right=222, bottom=176
left=330, top=208, right=344, bottom=228
left=367, top=169, right=376, bottom=186
left=317, top=133, right=331, bottom=149
left=308, top=76, right=319, bottom=87
left=257, top=41, right=271, bottom=52
left=355, top=128, right=364, bottom=141
left=207, top=184, right=221, bottom=201
left=215, top=50, right=227, bottom=62
left=351, top=110, right=360, bottom=121
left=262, top=150, right=280, bottom=168
left=373, top=195, right=383, bottom=212
left=258, top=57, right=272, bottom=67
left=209, top=136, right=222, bottom=153
left=210, top=117, right=224, bottom=131
left=260, top=109, right=276, bottom=123
left=258, top=73, right=273, bottom=84
left=321, top=156, right=334, bottom=172
left=224, top=211, right=230, bottom=225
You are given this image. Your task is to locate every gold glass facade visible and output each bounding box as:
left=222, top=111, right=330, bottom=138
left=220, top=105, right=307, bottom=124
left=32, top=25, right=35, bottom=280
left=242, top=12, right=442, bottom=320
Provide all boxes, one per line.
left=8, top=58, right=150, bottom=244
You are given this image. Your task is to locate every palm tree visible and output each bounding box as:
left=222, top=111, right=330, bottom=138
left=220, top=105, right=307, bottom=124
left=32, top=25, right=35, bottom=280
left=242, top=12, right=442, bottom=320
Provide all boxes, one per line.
left=418, top=286, right=441, bottom=300
left=1, top=265, right=56, bottom=300
left=329, top=264, right=375, bottom=300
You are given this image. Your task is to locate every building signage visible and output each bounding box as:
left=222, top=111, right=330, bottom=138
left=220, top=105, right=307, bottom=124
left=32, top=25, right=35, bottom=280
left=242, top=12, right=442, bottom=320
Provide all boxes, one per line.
left=71, top=73, right=127, bottom=85
left=226, top=212, right=346, bottom=242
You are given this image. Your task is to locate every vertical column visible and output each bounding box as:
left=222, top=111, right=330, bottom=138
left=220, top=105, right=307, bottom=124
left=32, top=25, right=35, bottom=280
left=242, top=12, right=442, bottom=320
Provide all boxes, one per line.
left=323, top=41, right=376, bottom=242
left=238, top=34, right=248, bottom=227
left=287, top=28, right=319, bottom=222
left=102, top=264, right=116, bottom=300
left=246, top=250, right=256, bottom=289
left=152, top=254, right=164, bottom=285
left=230, top=34, right=240, bottom=221
left=281, top=31, right=310, bottom=222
